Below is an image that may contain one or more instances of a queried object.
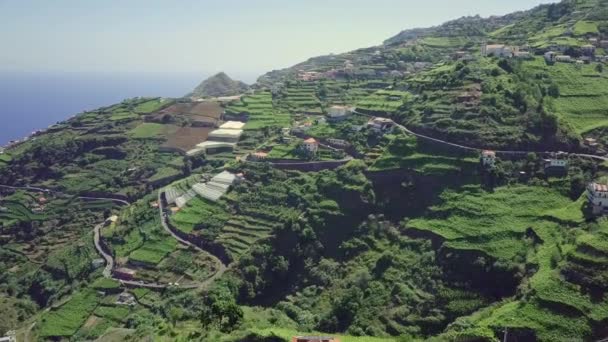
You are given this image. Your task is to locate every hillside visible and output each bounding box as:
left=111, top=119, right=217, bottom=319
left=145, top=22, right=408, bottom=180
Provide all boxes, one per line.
left=189, top=72, right=250, bottom=98
left=2, top=0, right=608, bottom=341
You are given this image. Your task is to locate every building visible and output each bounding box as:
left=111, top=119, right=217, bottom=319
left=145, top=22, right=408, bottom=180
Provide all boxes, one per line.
left=302, top=138, right=319, bottom=154
left=113, top=268, right=137, bottom=281
left=587, top=183, right=608, bottom=215
left=482, top=44, right=513, bottom=58
left=481, top=150, right=496, bottom=167
left=292, top=336, right=339, bottom=342
left=514, top=51, right=532, bottom=59
left=219, top=121, right=246, bottom=130
left=585, top=138, right=599, bottom=149
left=544, top=51, right=557, bottom=63
left=250, top=151, right=268, bottom=161
left=0, top=331, right=16, bottom=342
left=555, top=55, right=573, bottom=63
left=208, top=128, right=243, bottom=143
left=367, top=117, right=395, bottom=133
left=600, top=40, right=608, bottom=49
left=582, top=44, right=596, bottom=56
left=116, top=292, right=137, bottom=306
left=91, top=258, right=105, bottom=269
left=326, top=138, right=350, bottom=148
left=544, top=158, right=568, bottom=171
left=327, top=106, right=352, bottom=121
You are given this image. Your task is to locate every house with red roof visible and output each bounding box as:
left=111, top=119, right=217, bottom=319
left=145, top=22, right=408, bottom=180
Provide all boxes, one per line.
left=588, top=183, right=608, bottom=215
left=302, top=138, right=319, bottom=154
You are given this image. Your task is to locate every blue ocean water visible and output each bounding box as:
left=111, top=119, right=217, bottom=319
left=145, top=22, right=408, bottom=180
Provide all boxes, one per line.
left=0, top=71, right=209, bottom=146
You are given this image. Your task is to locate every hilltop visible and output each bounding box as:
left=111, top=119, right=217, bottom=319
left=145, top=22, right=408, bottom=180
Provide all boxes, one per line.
left=2, top=0, right=608, bottom=341
left=189, top=72, right=249, bottom=98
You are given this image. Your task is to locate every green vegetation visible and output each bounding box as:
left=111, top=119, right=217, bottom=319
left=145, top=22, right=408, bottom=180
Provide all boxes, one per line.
left=39, top=290, right=99, bottom=337
left=129, top=238, right=177, bottom=265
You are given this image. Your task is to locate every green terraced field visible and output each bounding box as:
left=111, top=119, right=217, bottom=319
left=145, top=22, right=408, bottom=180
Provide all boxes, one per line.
left=523, top=58, right=608, bottom=133
left=128, top=238, right=177, bottom=265
left=217, top=215, right=279, bottom=259
left=39, top=290, right=100, bottom=338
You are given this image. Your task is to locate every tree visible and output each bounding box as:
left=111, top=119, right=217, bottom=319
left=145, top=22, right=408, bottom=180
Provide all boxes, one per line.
left=597, top=63, right=605, bottom=74
left=547, top=84, right=560, bottom=98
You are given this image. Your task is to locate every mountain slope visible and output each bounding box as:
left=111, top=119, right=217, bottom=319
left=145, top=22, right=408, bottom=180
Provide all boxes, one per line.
left=189, top=72, right=249, bottom=98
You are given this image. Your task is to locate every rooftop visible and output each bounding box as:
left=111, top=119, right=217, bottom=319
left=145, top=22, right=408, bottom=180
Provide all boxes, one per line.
left=590, top=183, right=608, bottom=192
left=209, top=128, right=244, bottom=138
left=304, top=138, right=319, bottom=144
left=219, top=121, right=246, bottom=130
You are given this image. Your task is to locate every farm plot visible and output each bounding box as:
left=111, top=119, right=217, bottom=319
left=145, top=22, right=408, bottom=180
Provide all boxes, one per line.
left=170, top=197, right=230, bottom=234
left=39, top=290, right=100, bottom=338
left=216, top=215, right=280, bottom=259
left=162, top=126, right=213, bottom=151
left=128, top=123, right=179, bottom=139
left=225, top=92, right=290, bottom=130
left=128, top=238, right=177, bottom=266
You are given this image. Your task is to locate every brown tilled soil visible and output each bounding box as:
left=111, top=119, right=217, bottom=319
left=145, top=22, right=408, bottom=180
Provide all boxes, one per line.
left=163, top=127, right=212, bottom=151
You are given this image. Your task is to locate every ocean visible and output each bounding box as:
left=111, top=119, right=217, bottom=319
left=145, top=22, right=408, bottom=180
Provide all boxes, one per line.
left=0, top=71, right=217, bottom=146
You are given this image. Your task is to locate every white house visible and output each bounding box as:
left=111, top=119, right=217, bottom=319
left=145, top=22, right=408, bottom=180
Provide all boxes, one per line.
left=544, top=51, right=557, bottom=63
left=588, top=183, right=608, bottom=215
left=482, top=44, right=513, bottom=58
left=219, top=121, right=246, bottom=130
left=556, top=55, right=573, bottom=63
left=327, top=106, right=352, bottom=121
left=302, top=138, right=319, bottom=154
left=367, top=117, right=395, bottom=134
left=208, top=128, right=243, bottom=142
left=481, top=150, right=496, bottom=167
left=544, top=159, right=568, bottom=172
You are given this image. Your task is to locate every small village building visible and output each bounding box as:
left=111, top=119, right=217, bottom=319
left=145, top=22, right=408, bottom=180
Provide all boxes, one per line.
left=482, top=44, right=513, bottom=58
left=302, top=138, right=319, bottom=154
left=601, top=40, right=608, bottom=49
left=113, top=268, right=137, bottom=281
left=208, top=128, right=243, bottom=142
left=0, top=331, right=16, bottom=342
left=514, top=51, right=532, bottom=59
left=292, top=336, right=339, bottom=342
left=327, top=106, right=352, bottom=121
left=589, top=38, right=598, bottom=46
left=582, top=44, right=596, bottom=56
left=326, top=138, right=350, bottom=148
left=587, top=183, right=608, bottom=215
left=544, top=159, right=568, bottom=176
left=367, top=117, right=395, bottom=134
left=116, top=292, right=137, bottom=306
left=555, top=55, right=573, bottom=63
left=219, top=121, right=246, bottom=130
left=544, top=51, right=557, bottom=63
left=585, top=138, right=599, bottom=149
left=481, top=150, right=496, bottom=167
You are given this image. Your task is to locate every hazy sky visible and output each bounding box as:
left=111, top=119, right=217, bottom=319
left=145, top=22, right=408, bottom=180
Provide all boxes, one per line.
left=1, top=0, right=556, bottom=81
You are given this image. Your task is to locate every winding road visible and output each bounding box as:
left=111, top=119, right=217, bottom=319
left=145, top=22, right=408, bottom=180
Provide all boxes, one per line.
left=352, top=110, right=608, bottom=162
left=157, top=190, right=228, bottom=290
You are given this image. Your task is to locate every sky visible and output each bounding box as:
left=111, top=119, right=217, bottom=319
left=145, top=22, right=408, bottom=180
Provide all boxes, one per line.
left=0, top=0, right=557, bottom=82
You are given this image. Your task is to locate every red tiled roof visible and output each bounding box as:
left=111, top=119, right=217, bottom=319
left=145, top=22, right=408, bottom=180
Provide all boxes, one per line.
left=593, top=183, right=608, bottom=192
left=482, top=150, right=496, bottom=157
left=304, top=138, right=318, bottom=144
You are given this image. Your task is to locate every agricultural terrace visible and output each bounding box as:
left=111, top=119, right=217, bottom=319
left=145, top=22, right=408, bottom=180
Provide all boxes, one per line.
left=407, top=184, right=608, bottom=339
left=370, top=134, right=478, bottom=175
left=356, top=90, right=412, bottom=114
left=225, top=92, right=290, bottom=130
left=523, top=57, right=608, bottom=134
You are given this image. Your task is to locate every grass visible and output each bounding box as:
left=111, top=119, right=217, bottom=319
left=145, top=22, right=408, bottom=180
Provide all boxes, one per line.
left=523, top=57, right=608, bottom=133
left=170, top=197, right=229, bottom=234
left=93, top=305, right=131, bottom=322
left=128, top=123, right=178, bottom=139
left=407, top=185, right=572, bottom=260
left=419, top=36, right=468, bottom=48
left=217, top=215, right=278, bottom=259
left=39, top=290, right=99, bottom=337
left=370, top=134, right=478, bottom=175
left=251, top=328, right=398, bottom=342
left=91, top=278, right=121, bottom=291
left=134, top=98, right=168, bottom=114
left=129, top=238, right=177, bottom=265
left=573, top=20, right=599, bottom=36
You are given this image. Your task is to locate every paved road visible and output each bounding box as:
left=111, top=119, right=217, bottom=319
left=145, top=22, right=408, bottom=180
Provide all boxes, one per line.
left=158, top=190, right=228, bottom=290
left=93, top=222, right=114, bottom=278
left=353, top=110, right=608, bottom=162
